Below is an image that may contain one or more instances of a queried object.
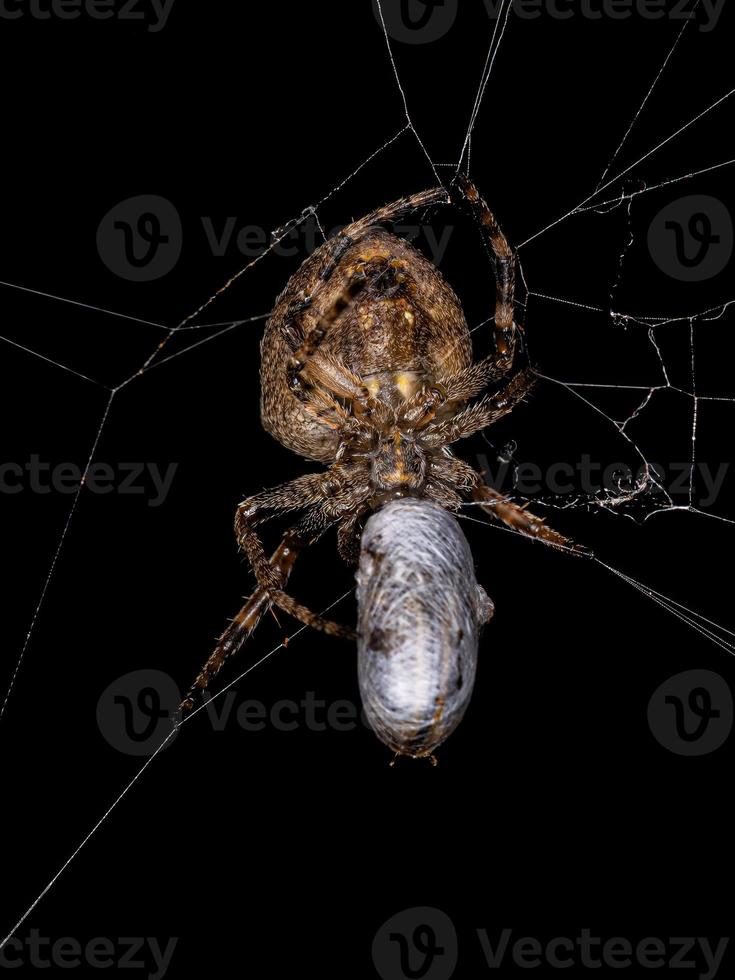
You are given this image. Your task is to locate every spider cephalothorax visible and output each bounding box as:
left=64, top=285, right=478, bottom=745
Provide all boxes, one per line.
left=182, top=177, right=587, bottom=713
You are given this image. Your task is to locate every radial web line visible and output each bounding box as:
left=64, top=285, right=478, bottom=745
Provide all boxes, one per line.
left=519, top=85, right=735, bottom=249
left=0, top=589, right=352, bottom=952
left=0, top=391, right=116, bottom=722
left=595, top=0, right=702, bottom=189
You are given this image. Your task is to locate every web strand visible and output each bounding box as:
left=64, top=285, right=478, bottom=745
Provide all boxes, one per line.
left=457, top=513, right=735, bottom=657
left=455, top=0, right=513, bottom=177
left=594, top=1, right=701, bottom=190
left=3, top=3, right=734, bottom=945
left=0, top=589, right=353, bottom=953
left=0, top=125, right=414, bottom=725
left=374, top=0, right=443, bottom=185
left=0, top=391, right=117, bottom=722
left=520, top=85, right=735, bottom=250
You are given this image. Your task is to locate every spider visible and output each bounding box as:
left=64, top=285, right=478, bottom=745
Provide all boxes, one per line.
left=181, top=176, right=589, bottom=713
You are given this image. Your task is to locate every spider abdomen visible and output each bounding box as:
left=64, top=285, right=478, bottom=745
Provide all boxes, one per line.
left=356, top=498, right=493, bottom=759
left=261, top=225, right=472, bottom=462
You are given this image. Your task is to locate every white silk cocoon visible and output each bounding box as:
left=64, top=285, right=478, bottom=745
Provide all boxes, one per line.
left=356, top=498, right=492, bottom=758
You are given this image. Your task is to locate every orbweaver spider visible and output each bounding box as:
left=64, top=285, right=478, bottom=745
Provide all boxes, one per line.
left=181, top=176, right=589, bottom=754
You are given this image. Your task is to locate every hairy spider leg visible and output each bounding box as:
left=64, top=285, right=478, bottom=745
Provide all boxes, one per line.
left=427, top=453, right=590, bottom=556
left=180, top=524, right=309, bottom=712
left=180, top=474, right=364, bottom=712
left=451, top=175, right=516, bottom=365
left=185, top=189, right=457, bottom=701
left=184, top=182, right=587, bottom=714
left=419, top=368, right=536, bottom=446
left=472, top=482, right=592, bottom=556
left=233, top=473, right=358, bottom=637
left=280, top=186, right=453, bottom=422
left=399, top=176, right=519, bottom=429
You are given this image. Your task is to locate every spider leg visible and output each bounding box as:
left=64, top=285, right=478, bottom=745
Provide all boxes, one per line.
left=471, top=483, right=592, bottom=556
left=450, top=175, right=516, bottom=369
left=288, top=346, right=393, bottom=435
left=286, top=275, right=373, bottom=403
left=302, top=186, right=450, bottom=293
left=336, top=509, right=368, bottom=565
left=420, top=368, right=535, bottom=446
left=282, top=186, right=452, bottom=412
left=398, top=177, right=519, bottom=429
left=179, top=475, right=363, bottom=715
left=347, top=185, right=451, bottom=239
left=180, top=519, right=318, bottom=711
left=289, top=380, right=363, bottom=433
left=286, top=266, right=408, bottom=436
left=428, top=453, right=590, bottom=556
left=235, top=471, right=357, bottom=638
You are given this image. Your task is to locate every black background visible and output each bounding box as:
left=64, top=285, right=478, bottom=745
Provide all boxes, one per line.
left=1, top=1, right=734, bottom=977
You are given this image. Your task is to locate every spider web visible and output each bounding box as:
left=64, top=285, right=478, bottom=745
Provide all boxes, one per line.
left=2, top=0, right=735, bottom=949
